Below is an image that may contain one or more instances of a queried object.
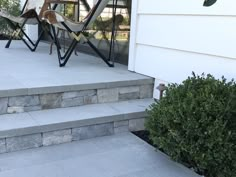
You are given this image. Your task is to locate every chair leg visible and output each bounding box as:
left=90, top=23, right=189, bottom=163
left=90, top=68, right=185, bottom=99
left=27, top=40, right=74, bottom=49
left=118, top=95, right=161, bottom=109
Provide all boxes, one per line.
left=86, top=38, right=114, bottom=67
left=108, top=0, right=118, bottom=63
left=60, top=40, right=78, bottom=67
left=49, top=28, right=60, bottom=55
left=19, top=29, right=44, bottom=51
left=5, top=38, right=13, bottom=49
left=4, top=17, right=46, bottom=52
left=51, top=26, right=78, bottom=67
left=5, top=22, right=18, bottom=48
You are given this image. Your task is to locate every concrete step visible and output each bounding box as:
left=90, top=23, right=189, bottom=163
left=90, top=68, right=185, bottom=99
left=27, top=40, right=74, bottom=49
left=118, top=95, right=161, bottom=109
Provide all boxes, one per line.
left=0, top=133, right=200, bottom=177
left=0, top=80, right=153, bottom=115
left=0, top=42, right=154, bottom=115
left=0, top=99, right=154, bottom=154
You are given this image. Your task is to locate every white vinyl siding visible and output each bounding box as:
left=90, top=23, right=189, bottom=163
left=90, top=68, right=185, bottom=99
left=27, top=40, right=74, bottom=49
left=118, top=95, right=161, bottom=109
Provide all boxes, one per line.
left=129, top=0, right=236, bottom=85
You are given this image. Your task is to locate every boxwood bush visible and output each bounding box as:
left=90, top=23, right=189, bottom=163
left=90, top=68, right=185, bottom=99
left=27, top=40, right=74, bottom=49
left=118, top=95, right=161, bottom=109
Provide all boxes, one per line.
left=146, top=73, right=236, bottom=177
left=0, top=0, right=20, bottom=36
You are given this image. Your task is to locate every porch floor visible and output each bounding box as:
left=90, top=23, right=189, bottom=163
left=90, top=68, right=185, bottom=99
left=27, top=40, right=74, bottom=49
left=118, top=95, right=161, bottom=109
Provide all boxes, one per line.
left=0, top=40, right=151, bottom=96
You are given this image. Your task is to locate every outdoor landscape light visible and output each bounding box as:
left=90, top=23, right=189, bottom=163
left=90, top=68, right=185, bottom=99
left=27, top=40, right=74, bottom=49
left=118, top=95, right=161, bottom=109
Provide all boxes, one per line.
left=203, top=0, right=217, bottom=7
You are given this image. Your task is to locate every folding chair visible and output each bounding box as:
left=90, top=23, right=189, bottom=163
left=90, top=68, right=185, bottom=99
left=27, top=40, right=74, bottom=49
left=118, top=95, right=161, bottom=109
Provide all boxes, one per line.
left=0, top=0, right=52, bottom=51
left=43, top=0, right=118, bottom=67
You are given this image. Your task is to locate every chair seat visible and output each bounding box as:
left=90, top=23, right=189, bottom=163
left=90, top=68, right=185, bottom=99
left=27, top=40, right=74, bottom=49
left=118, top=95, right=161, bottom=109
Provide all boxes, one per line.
left=0, top=9, right=38, bottom=25
left=43, top=10, right=84, bottom=32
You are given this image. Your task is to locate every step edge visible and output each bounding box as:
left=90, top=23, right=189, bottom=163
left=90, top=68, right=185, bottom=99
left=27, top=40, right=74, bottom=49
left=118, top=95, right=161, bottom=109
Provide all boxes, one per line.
left=0, top=111, right=147, bottom=139
left=0, top=78, right=154, bottom=98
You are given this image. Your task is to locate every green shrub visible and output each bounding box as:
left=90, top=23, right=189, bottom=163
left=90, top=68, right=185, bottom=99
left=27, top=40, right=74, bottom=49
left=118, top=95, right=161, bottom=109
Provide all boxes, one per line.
left=0, top=0, right=20, bottom=36
left=146, top=73, right=236, bottom=177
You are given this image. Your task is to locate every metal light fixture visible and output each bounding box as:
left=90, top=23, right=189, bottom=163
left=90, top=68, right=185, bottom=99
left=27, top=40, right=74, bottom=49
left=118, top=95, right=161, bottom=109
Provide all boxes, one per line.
left=203, top=0, right=217, bottom=7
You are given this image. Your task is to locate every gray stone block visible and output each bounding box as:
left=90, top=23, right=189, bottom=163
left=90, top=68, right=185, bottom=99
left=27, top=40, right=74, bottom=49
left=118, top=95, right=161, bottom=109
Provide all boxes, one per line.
left=129, top=118, right=146, bottom=131
left=0, top=139, right=6, bottom=154
left=62, top=90, right=96, bottom=99
left=6, top=134, right=42, bottom=152
left=72, top=123, right=114, bottom=141
left=97, top=88, right=119, bottom=103
left=114, top=120, right=129, bottom=134
left=119, top=86, right=140, bottom=101
left=114, top=120, right=129, bottom=128
left=24, top=105, right=42, bottom=112
left=62, top=92, right=80, bottom=99
left=9, top=96, right=40, bottom=107
left=84, top=96, right=98, bottom=104
left=61, top=97, right=84, bottom=108
left=40, top=93, right=62, bottom=109
left=79, top=90, right=97, bottom=97
left=0, top=98, right=8, bottom=115
left=140, top=85, right=153, bottom=99
left=7, top=107, right=24, bottom=114
left=43, top=129, right=72, bottom=146
left=119, top=92, right=140, bottom=101
left=119, top=86, right=140, bottom=94
left=114, top=126, right=129, bottom=134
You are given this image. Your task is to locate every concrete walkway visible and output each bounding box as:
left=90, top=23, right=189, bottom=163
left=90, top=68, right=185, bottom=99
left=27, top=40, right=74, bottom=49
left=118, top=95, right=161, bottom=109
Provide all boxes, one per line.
left=0, top=133, right=200, bottom=177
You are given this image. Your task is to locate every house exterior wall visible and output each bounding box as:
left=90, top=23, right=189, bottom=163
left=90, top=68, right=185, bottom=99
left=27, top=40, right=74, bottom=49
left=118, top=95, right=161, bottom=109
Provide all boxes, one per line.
left=129, top=0, right=236, bottom=98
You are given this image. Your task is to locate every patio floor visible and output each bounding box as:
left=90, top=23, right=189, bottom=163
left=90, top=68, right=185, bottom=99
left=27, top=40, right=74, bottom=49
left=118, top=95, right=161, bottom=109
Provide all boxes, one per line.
left=0, top=40, right=151, bottom=96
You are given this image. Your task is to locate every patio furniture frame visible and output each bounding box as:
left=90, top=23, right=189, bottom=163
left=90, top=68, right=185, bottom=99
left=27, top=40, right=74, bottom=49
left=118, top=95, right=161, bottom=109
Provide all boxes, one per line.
left=0, top=0, right=53, bottom=51
left=44, top=0, right=118, bottom=67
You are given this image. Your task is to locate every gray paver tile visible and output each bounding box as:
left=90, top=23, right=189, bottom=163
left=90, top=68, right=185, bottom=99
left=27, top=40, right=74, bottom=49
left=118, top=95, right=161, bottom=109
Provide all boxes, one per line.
left=0, top=133, right=200, bottom=177
left=0, top=113, right=40, bottom=138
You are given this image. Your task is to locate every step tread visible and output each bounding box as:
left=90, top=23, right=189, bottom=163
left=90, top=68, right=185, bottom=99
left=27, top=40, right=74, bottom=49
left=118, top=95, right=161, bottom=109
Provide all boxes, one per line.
left=0, top=133, right=199, bottom=177
left=0, top=99, right=154, bottom=138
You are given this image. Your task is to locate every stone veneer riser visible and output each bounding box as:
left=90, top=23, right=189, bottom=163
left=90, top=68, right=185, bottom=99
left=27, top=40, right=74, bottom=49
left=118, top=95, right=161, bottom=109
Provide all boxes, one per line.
left=0, top=118, right=146, bottom=154
left=0, top=84, right=153, bottom=115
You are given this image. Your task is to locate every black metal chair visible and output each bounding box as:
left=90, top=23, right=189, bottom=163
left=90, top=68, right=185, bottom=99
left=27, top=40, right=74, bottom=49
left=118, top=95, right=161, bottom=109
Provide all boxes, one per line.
left=43, top=0, right=118, bottom=67
left=0, top=0, right=52, bottom=51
